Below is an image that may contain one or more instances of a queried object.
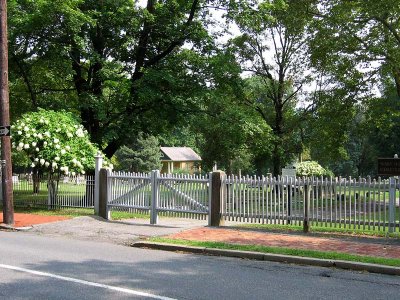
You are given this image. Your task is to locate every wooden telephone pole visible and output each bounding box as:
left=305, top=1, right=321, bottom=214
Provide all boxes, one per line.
left=0, top=0, right=14, bottom=225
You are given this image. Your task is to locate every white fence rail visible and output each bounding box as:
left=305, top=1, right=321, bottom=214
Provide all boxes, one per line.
left=222, top=176, right=400, bottom=232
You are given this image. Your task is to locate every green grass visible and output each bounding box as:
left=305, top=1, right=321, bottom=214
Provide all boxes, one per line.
left=10, top=206, right=149, bottom=220
left=149, top=237, right=400, bottom=267
left=12, top=180, right=88, bottom=206
left=13, top=207, right=93, bottom=218
left=110, top=210, right=149, bottom=220
left=237, top=223, right=400, bottom=237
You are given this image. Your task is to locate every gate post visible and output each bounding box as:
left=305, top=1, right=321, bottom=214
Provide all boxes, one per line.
left=99, top=168, right=111, bottom=220
left=209, top=171, right=226, bottom=227
left=389, top=177, right=396, bottom=233
left=94, top=153, right=103, bottom=215
left=150, top=170, right=160, bottom=225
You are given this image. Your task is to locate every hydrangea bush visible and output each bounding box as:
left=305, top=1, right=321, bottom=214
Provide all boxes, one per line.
left=12, top=109, right=110, bottom=176
left=295, top=161, right=334, bottom=177
left=11, top=109, right=111, bottom=201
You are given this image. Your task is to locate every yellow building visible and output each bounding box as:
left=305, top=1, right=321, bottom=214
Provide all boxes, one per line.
left=160, top=147, right=202, bottom=174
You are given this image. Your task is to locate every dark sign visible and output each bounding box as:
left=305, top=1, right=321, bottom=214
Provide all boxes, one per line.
left=0, top=125, right=10, bottom=136
left=378, top=158, right=400, bottom=176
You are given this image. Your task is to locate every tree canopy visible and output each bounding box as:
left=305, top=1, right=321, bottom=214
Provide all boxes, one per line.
left=7, top=0, right=400, bottom=177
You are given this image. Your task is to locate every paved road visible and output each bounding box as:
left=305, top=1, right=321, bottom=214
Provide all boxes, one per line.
left=0, top=231, right=399, bottom=300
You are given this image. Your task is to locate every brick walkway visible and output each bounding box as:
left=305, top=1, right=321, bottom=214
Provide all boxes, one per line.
left=168, top=227, right=400, bottom=259
left=0, top=213, right=69, bottom=228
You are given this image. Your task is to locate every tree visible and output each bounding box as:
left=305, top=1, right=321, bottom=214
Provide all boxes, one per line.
left=182, top=48, right=274, bottom=175
left=226, top=0, right=318, bottom=176
left=11, top=109, right=109, bottom=202
left=8, top=0, right=222, bottom=158
left=311, top=0, right=400, bottom=98
left=114, top=134, right=161, bottom=173
left=304, top=1, right=400, bottom=176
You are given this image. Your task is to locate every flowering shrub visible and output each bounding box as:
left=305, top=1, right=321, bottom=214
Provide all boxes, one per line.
left=295, top=161, right=334, bottom=177
left=12, top=109, right=110, bottom=176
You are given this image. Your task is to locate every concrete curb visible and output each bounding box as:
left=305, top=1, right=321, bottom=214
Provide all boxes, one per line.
left=0, top=224, right=33, bottom=231
left=132, top=241, right=400, bottom=276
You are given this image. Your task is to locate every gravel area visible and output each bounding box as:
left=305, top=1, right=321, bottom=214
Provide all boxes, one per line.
left=27, top=215, right=205, bottom=245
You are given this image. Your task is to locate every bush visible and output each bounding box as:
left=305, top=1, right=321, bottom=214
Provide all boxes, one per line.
left=296, top=161, right=334, bottom=177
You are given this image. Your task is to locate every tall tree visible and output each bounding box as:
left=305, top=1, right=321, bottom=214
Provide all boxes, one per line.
left=228, top=0, right=317, bottom=176
left=308, top=0, right=400, bottom=174
left=9, top=0, right=220, bottom=157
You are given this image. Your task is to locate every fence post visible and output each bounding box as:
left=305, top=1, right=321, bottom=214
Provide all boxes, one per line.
left=94, top=153, right=103, bottom=215
left=389, top=177, right=396, bottom=233
left=150, top=170, right=159, bottom=225
left=209, top=171, right=225, bottom=227
left=303, top=178, right=310, bottom=233
left=99, top=168, right=110, bottom=220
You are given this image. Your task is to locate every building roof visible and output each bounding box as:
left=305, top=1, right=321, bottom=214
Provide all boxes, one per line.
left=160, top=147, right=202, bottom=162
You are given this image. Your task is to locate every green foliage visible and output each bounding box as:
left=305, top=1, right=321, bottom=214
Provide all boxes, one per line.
left=114, top=134, right=161, bottom=173
left=11, top=149, right=30, bottom=171
left=311, top=0, right=400, bottom=98
left=194, top=88, right=273, bottom=174
left=227, top=0, right=317, bottom=175
left=296, top=161, right=333, bottom=177
left=8, top=0, right=400, bottom=179
left=11, top=109, right=109, bottom=175
left=172, top=168, right=191, bottom=176
left=8, top=0, right=223, bottom=158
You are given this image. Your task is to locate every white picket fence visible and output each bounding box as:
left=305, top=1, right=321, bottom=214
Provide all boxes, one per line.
left=104, top=171, right=400, bottom=232
left=107, top=171, right=210, bottom=221
left=12, top=174, right=94, bottom=208
left=222, top=176, right=400, bottom=232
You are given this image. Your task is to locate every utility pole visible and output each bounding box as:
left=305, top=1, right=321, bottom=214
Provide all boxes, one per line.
left=0, top=0, right=14, bottom=225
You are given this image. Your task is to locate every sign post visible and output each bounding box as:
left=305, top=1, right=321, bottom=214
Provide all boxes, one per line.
left=378, top=156, right=399, bottom=233
left=0, top=0, right=13, bottom=225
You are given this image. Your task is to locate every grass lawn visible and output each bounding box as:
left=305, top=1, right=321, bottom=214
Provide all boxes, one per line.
left=13, top=207, right=93, bottom=218
left=10, top=206, right=149, bottom=220
left=237, top=223, right=400, bottom=237
left=149, top=237, right=400, bottom=267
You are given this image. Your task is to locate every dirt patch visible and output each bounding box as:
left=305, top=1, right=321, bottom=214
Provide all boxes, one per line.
left=0, top=213, right=70, bottom=227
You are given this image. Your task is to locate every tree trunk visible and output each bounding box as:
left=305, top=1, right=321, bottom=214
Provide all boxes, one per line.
left=272, top=142, right=282, bottom=177
left=272, top=102, right=284, bottom=177
left=32, top=168, right=40, bottom=194
left=393, top=67, right=400, bottom=98
left=47, top=173, right=60, bottom=209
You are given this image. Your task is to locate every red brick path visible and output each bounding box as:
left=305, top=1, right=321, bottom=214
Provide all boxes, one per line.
left=168, top=228, right=400, bottom=259
left=0, top=213, right=69, bottom=228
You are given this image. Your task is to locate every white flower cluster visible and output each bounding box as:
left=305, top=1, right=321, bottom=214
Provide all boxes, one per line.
left=12, top=114, right=95, bottom=176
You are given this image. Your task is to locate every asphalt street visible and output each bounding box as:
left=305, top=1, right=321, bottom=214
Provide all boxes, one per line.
left=0, top=231, right=399, bottom=300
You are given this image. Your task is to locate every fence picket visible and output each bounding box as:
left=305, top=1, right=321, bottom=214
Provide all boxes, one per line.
left=11, top=171, right=398, bottom=232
